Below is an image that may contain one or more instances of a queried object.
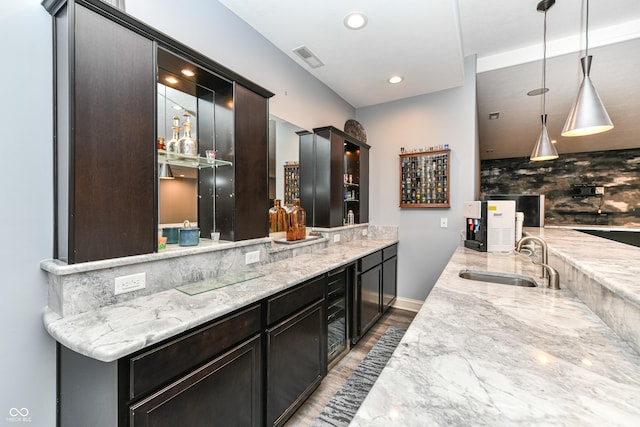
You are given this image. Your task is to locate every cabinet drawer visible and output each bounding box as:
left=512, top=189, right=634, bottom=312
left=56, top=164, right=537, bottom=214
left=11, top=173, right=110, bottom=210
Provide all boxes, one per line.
left=383, top=244, right=397, bottom=260
left=267, top=274, right=326, bottom=325
left=128, top=304, right=261, bottom=400
left=359, top=250, right=382, bottom=273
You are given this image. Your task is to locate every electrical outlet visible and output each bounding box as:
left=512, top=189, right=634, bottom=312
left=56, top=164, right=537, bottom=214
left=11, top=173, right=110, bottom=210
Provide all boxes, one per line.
left=362, top=229, right=368, bottom=236
left=245, top=250, right=260, bottom=264
left=333, top=234, right=341, bottom=243
left=440, top=217, right=448, bottom=228
left=115, top=272, right=146, bottom=295
left=595, top=186, right=605, bottom=195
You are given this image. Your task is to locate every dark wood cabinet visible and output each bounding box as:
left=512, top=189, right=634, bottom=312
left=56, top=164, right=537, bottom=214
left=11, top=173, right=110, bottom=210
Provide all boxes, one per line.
left=352, top=244, right=398, bottom=344
left=129, top=334, right=262, bottom=427
left=265, top=275, right=327, bottom=426
left=49, top=1, right=156, bottom=263
left=44, top=0, right=273, bottom=263
left=382, top=244, right=398, bottom=311
left=298, top=126, right=370, bottom=227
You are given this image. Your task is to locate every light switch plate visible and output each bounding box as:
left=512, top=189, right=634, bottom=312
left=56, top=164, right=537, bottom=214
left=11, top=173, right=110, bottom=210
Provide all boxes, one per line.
left=440, top=217, right=448, bottom=228
left=362, top=229, right=368, bottom=236
left=333, top=234, right=341, bottom=243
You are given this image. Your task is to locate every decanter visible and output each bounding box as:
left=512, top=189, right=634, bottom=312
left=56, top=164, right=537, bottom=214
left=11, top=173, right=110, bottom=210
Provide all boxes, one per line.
left=269, top=199, right=287, bottom=233
left=166, top=115, right=180, bottom=157
left=177, top=112, right=197, bottom=156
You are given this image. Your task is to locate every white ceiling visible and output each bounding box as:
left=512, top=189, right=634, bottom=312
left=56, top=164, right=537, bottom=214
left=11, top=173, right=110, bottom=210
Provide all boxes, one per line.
left=218, top=0, right=640, bottom=159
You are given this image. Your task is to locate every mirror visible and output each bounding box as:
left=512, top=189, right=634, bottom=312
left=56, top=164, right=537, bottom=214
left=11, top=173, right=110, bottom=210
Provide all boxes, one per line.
left=268, top=115, right=305, bottom=205
left=157, top=82, right=199, bottom=225
left=156, top=47, right=227, bottom=239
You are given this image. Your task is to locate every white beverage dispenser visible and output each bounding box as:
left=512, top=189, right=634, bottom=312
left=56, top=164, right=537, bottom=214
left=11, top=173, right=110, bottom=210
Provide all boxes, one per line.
left=463, top=200, right=516, bottom=252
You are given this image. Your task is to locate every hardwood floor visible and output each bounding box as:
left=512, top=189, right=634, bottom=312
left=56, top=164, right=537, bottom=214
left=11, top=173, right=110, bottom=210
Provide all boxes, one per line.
left=284, top=307, right=418, bottom=426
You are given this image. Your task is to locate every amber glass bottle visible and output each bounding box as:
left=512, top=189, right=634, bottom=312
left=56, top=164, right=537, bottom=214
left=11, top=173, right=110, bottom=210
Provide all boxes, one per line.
left=269, top=199, right=287, bottom=233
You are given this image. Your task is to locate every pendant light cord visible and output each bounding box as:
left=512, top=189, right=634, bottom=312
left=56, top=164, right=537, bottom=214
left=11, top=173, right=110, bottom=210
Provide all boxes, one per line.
left=585, top=0, right=590, bottom=56
left=542, top=8, right=547, bottom=115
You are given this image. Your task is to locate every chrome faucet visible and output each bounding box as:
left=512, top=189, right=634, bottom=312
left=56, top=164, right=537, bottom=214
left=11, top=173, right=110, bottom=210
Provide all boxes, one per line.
left=516, top=236, right=549, bottom=278
left=515, top=235, right=561, bottom=290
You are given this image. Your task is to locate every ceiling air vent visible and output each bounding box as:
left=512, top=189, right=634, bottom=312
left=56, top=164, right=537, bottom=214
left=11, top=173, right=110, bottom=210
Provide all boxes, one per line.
left=292, top=46, right=324, bottom=69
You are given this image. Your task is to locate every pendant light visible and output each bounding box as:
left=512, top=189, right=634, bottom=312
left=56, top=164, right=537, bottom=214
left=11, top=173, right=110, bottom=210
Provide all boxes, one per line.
left=561, top=0, right=613, bottom=137
left=531, top=0, right=559, bottom=162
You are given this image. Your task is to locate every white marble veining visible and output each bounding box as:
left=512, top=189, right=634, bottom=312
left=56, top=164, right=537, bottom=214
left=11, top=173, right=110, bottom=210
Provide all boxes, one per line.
left=532, top=227, right=640, bottom=354
left=41, top=223, right=397, bottom=318
left=351, top=232, right=640, bottom=426
left=43, top=238, right=396, bottom=362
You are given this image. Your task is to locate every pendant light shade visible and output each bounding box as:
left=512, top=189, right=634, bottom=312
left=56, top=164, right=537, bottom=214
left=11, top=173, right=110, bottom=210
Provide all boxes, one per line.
left=531, top=114, right=558, bottom=161
left=561, top=0, right=613, bottom=137
left=561, top=56, right=614, bottom=136
left=530, top=0, right=558, bottom=162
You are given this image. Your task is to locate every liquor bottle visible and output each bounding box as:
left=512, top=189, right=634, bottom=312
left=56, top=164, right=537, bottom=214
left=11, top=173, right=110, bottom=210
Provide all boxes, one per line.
left=166, top=115, right=180, bottom=157
left=178, top=112, right=197, bottom=156
left=269, top=199, right=287, bottom=233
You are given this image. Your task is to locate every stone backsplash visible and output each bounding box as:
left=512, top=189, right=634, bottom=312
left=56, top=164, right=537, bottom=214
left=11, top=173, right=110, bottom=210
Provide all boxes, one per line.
left=481, top=148, right=640, bottom=227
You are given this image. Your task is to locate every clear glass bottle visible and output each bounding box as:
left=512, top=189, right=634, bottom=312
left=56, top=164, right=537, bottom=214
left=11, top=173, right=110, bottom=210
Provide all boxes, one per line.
left=178, top=112, right=197, bottom=156
left=269, top=199, right=287, bottom=233
left=347, top=209, right=355, bottom=225
left=166, top=115, right=180, bottom=157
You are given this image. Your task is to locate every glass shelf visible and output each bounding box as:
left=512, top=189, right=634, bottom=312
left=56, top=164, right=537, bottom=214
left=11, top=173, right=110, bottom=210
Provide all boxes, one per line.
left=158, top=149, right=232, bottom=169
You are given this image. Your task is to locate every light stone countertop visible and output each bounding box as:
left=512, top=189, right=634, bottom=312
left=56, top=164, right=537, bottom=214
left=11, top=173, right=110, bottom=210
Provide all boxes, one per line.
left=351, top=229, right=640, bottom=426
left=43, top=238, right=396, bottom=362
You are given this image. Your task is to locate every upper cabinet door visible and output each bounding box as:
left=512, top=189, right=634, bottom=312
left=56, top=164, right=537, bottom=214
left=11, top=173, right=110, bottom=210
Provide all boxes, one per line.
left=70, top=4, right=156, bottom=262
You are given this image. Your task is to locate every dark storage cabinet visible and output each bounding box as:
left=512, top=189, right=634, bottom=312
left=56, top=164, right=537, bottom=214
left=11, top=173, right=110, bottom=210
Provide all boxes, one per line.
left=266, top=275, right=327, bottom=426
left=299, top=126, right=370, bottom=227
left=129, top=335, right=262, bottom=427
left=49, top=0, right=156, bottom=263
left=382, top=244, right=398, bottom=310
left=352, top=244, right=398, bottom=344
left=124, top=305, right=263, bottom=426
left=44, top=0, right=273, bottom=263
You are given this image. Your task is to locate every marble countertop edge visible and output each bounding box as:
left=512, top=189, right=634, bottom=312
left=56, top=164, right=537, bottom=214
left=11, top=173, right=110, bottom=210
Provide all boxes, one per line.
left=44, top=238, right=398, bottom=362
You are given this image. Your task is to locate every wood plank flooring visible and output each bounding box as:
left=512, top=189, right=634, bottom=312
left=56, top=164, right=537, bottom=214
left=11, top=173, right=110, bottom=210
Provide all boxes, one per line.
left=284, top=307, right=418, bottom=426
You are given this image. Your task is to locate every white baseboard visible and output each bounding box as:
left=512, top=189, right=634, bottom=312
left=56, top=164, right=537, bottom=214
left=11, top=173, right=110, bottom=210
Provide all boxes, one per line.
left=392, top=296, right=423, bottom=313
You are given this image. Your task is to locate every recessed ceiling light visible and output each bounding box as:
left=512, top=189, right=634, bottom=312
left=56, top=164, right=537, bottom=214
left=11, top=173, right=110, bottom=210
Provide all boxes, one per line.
left=344, top=12, right=368, bottom=30
left=173, top=105, right=183, bottom=110
left=388, top=76, right=403, bottom=84
left=551, top=139, right=557, bottom=144
left=165, top=76, right=178, bottom=84
left=181, top=69, right=195, bottom=77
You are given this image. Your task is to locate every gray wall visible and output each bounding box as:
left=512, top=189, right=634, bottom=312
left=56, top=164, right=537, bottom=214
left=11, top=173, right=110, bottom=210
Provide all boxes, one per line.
left=356, top=56, right=478, bottom=301
left=1, top=1, right=57, bottom=425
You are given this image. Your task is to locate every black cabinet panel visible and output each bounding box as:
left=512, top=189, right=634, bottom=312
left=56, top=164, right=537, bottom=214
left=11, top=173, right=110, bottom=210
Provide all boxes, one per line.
left=382, top=256, right=398, bottom=311
left=266, top=300, right=326, bottom=427
left=298, top=126, right=370, bottom=228
left=266, top=274, right=326, bottom=325
left=128, top=305, right=261, bottom=400
left=358, top=265, right=382, bottom=338
left=71, top=4, right=155, bottom=262
left=129, top=334, right=262, bottom=427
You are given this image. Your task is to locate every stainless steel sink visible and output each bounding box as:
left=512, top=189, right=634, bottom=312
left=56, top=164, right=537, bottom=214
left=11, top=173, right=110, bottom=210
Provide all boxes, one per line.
left=458, top=270, right=537, bottom=287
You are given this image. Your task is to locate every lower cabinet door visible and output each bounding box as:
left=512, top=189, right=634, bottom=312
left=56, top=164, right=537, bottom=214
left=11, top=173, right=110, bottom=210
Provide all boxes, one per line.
left=129, top=334, right=262, bottom=427
left=266, top=299, right=327, bottom=427
left=358, top=265, right=382, bottom=337
left=382, top=256, right=397, bottom=311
